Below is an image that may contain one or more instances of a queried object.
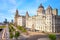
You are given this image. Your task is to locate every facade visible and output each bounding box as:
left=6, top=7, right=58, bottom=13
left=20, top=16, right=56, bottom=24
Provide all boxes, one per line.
left=14, top=4, right=60, bottom=33
left=14, top=9, right=26, bottom=27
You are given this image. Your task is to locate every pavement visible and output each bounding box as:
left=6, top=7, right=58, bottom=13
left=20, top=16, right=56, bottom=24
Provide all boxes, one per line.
left=27, top=31, right=47, bottom=36
left=0, top=29, right=60, bottom=40
left=10, top=25, right=60, bottom=40
left=19, top=31, right=60, bottom=40
left=37, top=38, right=50, bottom=40
left=26, top=35, right=48, bottom=40
left=0, top=30, right=3, bottom=40
left=2, top=24, right=10, bottom=40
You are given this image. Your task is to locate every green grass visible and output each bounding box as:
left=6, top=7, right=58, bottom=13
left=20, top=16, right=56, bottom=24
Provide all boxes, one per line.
left=17, top=25, right=27, bottom=32
left=9, top=23, right=26, bottom=32
left=0, top=26, right=6, bottom=28
left=9, top=24, right=16, bottom=39
left=9, top=26, right=15, bottom=32
left=9, top=24, right=15, bottom=32
left=8, top=23, right=28, bottom=39
left=9, top=24, right=27, bottom=32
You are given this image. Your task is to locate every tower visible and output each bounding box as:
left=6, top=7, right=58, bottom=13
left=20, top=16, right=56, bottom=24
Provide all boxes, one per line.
left=52, top=9, right=58, bottom=15
left=46, top=5, right=52, bottom=14
left=14, top=9, right=19, bottom=26
left=26, top=11, right=29, bottom=28
left=45, top=5, right=53, bottom=32
left=15, top=9, right=19, bottom=17
left=26, top=11, right=29, bottom=19
left=37, top=4, right=45, bottom=15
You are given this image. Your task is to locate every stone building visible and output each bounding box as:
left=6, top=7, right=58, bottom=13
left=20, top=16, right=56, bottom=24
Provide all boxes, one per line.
left=14, top=9, right=26, bottom=27
left=14, top=4, right=60, bottom=33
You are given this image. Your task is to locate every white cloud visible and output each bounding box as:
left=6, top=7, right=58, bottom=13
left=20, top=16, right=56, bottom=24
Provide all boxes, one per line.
left=8, top=9, right=37, bottom=16
left=18, top=9, right=37, bottom=16
left=0, top=13, right=6, bottom=19
left=28, top=10, right=37, bottom=16
left=0, top=13, right=14, bottom=22
left=8, top=8, right=16, bottom=14
left=17, top=10, right=26, bottom=16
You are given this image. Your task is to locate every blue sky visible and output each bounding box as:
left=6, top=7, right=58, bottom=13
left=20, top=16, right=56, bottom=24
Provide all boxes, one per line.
left=0, top=0, right=60, bottom=22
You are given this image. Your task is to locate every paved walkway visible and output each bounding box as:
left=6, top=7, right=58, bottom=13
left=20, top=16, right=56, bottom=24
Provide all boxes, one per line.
left=2, top=24, right=10, bottom=40
left=38, top=38, right=50, bottom=40
left=27, top=31, right=47, bottom=36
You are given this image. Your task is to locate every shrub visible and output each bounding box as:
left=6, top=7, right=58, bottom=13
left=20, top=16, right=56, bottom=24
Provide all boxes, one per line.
left=9, top=25, right=15, bottom=32
left=10, top=32, right=14, bottom=38
left=48, top=34, right=56, bottom=40
left=17, top=26, right=27, bottom=32
left=14, top=31, right=20, bottom=38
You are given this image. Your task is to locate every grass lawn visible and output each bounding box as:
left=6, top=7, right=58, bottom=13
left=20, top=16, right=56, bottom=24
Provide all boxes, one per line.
left=17, top=25, right=27, bottom=32
left=9, top=24, right=15, bottom=38
left=9, top=24, right=20, bottom=39
left=0, top=26, right=6, bottom=28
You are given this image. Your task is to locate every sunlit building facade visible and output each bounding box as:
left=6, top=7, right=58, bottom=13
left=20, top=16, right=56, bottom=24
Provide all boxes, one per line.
left=14, top=4, right=60, bottom=33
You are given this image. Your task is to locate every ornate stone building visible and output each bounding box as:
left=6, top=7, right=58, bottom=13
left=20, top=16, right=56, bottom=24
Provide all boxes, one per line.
left=14, top=4, right=60, bottom=33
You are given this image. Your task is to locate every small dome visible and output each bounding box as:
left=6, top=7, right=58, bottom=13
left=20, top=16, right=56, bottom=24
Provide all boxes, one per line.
left=39, top=4, right=44, bottom=8
left=47, top=5, right=52, bottom=10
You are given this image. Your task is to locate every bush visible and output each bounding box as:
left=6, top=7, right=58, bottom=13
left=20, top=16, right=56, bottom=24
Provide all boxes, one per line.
left=9, top=27, right=11, bottom=32
left=17, top=26, right=27, bottom=32
left=48, top=34, right=56, bottom=40
left=22, top=29, right=27, bottom=32
left=14, top=31, right=20, bottom=38
left=10, top=32, right=14, bottom=38
left=9, top=25, right=15, bottom=32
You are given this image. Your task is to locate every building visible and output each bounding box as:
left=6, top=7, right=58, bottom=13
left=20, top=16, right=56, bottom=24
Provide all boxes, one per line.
left=14, top=4, right=60, bottom=33
left=14, top=9, right=26, bottom=27
left=0, top=23, right=4, bottom=26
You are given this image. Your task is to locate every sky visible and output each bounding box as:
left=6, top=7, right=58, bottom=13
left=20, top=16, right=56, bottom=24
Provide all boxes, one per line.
left=0, top=0, right=60, bottom=22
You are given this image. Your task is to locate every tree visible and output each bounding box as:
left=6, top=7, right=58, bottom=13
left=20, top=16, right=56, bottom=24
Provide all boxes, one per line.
left=14, top=31, right=20, bottom=40
left=10, top=32, right=14, bottom=39
left=48, top=34, right=56, bottom=40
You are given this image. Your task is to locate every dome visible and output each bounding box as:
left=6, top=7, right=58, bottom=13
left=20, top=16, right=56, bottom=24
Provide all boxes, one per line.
left=47, top=5, right=52, bottom=10
left=38, top=4, right=44, bottom=8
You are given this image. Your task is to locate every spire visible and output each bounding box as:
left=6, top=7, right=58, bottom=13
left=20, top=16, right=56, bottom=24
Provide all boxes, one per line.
left=39, top=3, right=44, bottom=8
left=14, top=9, right=19, bottom=26
left=26, top=11, right=29, bottom=19
left=46, top=5, right=52, bottom=14
left=26, top=11, right=29, bottom=17
left=15, top=9, right=19, bottom=17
